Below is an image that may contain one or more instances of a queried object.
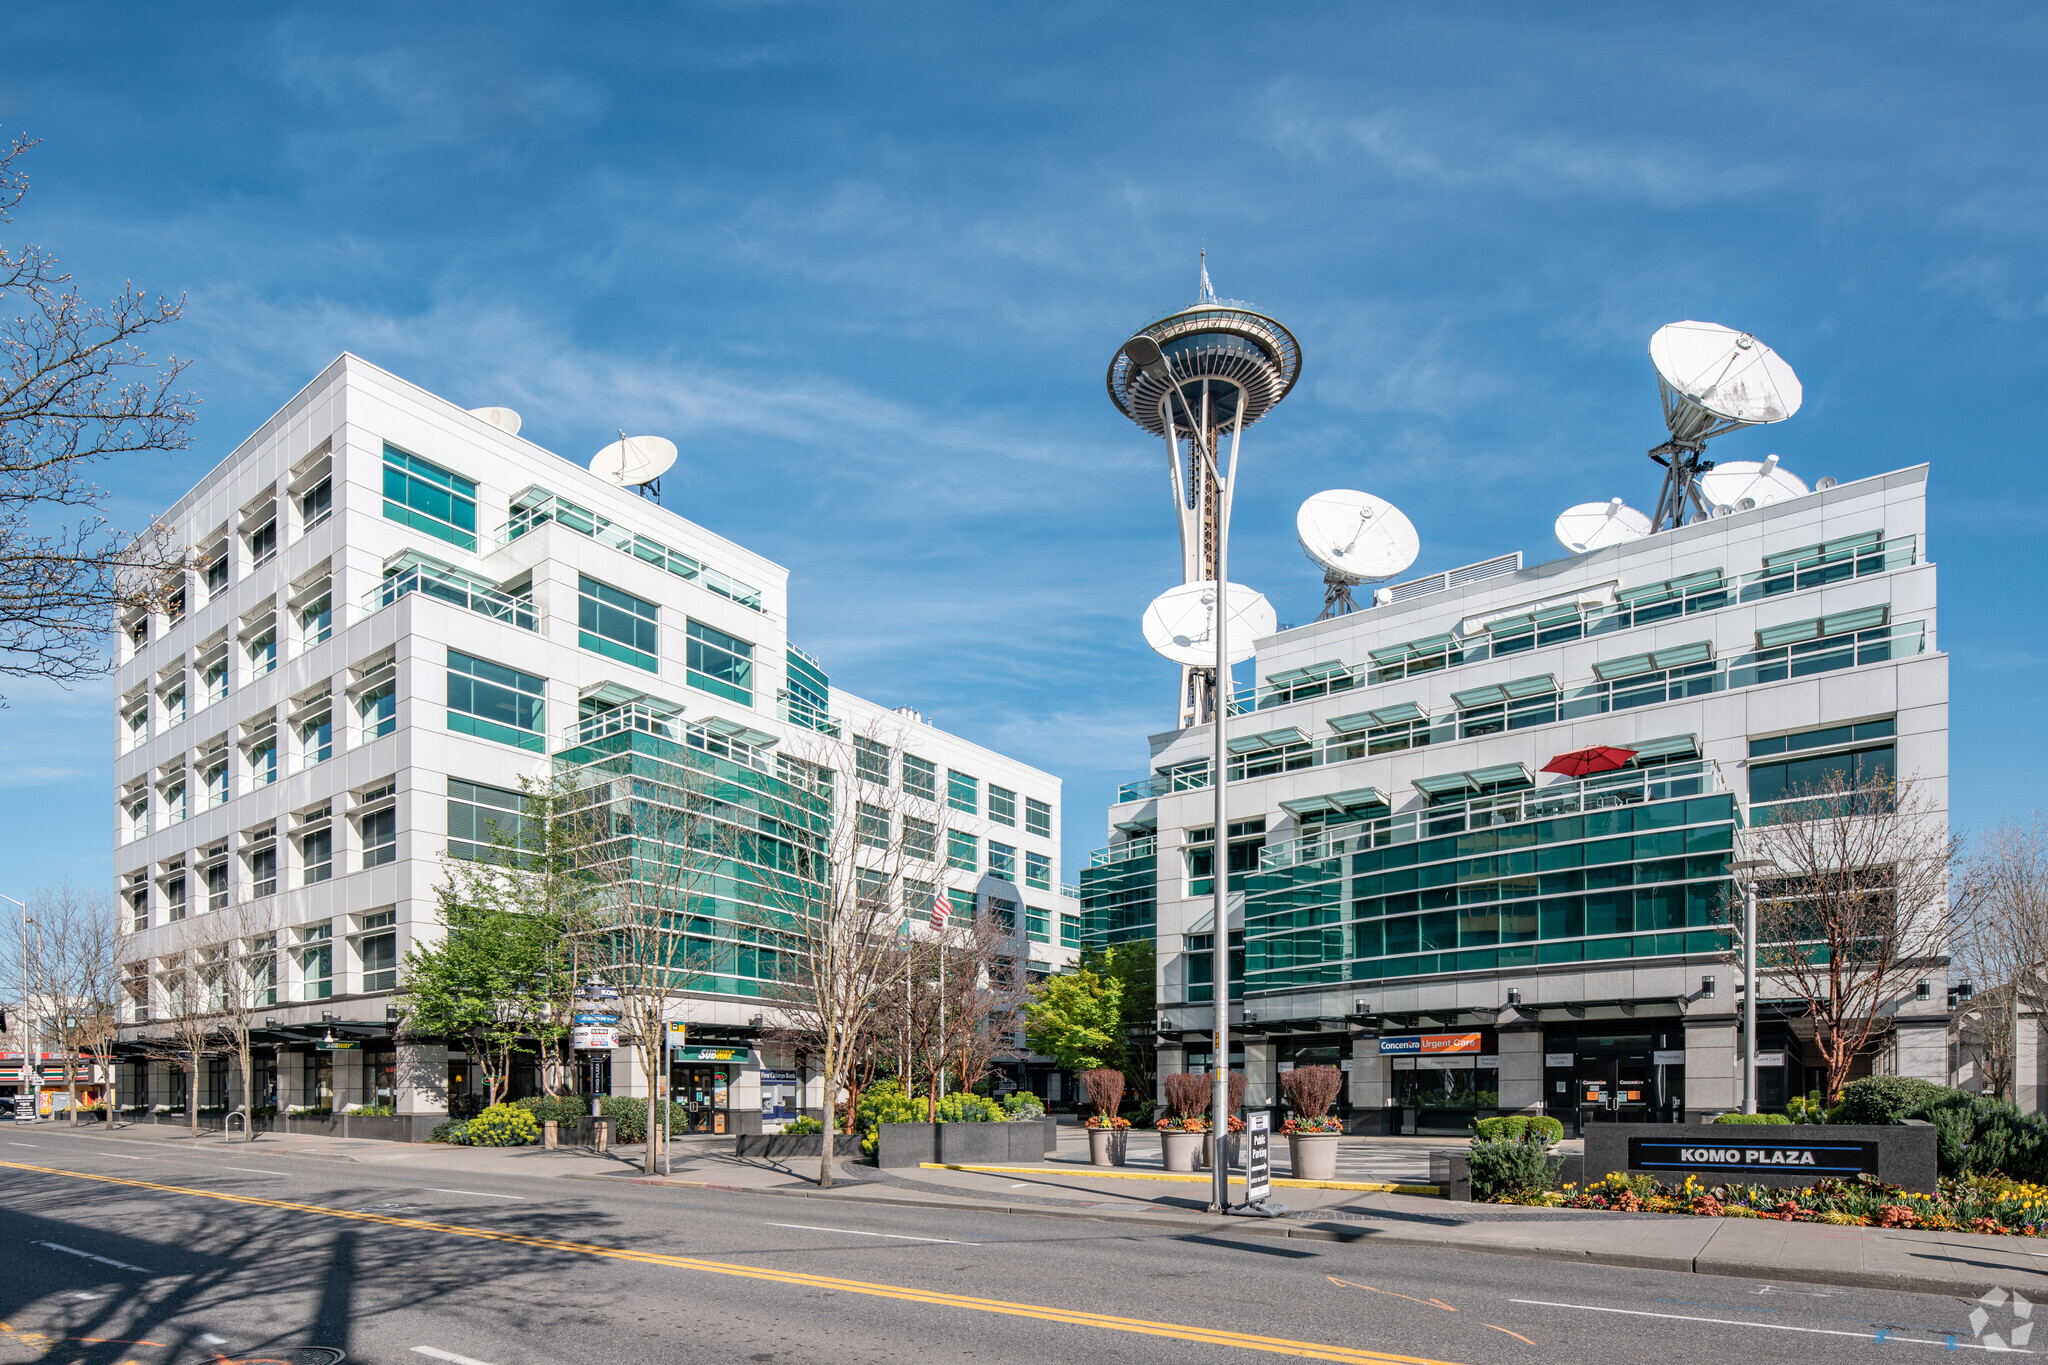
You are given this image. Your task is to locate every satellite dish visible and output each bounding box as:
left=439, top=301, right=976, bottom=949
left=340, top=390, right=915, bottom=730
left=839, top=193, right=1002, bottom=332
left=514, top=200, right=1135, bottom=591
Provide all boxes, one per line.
left=1645, top=321, right=1803, bottom=531
left=1297, top=489, right=1418, bottom=618
left=1650, top=322, right=1803, bottom=428
left=1554, top=498, right=1652, bottom=554
left=592, top=435, right=678, bottom=490
left=1141, top=581, right=1275, bottom=667
left=1297, top=490, right=1420, bottom=584
left=1697, top=454, right=1809, bottom=511
left=469, top=406, right=523, bottom=435
left=1815, top=475, right=1838, bottom=491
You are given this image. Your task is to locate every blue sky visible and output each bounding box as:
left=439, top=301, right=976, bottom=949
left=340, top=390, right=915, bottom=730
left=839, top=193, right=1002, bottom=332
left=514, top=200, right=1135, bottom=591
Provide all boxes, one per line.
left=4, top=4, right=2045, bottom=896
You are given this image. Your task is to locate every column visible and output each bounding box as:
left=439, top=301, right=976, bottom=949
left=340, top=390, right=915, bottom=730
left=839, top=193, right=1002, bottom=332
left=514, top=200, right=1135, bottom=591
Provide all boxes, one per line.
left=1684, top=1014, right=1738, bottom=1113
left=1494, top=1028, right=1543, bottom=1115
left=1242, top=1041, right=1275, bottom=1106
left=399, top=1040, right=450, bottom=1116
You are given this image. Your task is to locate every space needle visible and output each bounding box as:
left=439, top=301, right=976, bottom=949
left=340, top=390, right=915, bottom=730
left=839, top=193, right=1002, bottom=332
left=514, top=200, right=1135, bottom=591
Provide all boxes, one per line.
left=1107, top=258, right=1302, bottom=729
left=1108, top=258, right=1299, bottom=1215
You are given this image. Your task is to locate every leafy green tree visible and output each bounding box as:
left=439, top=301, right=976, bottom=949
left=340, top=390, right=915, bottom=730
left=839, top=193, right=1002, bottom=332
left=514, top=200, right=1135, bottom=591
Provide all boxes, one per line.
left=1023, top=960, right=1124, bottom=1072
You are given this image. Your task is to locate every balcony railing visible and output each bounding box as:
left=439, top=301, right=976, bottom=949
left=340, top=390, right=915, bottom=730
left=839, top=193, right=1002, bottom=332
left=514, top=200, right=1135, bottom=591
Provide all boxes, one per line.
left=1114, top=619, right=1926, bottom=808
left=778, top=693, right=842, bottom=736
left=1259, top=760, right=1726, bottom=871
left=495, top=489, right=766, bottom=613
left=560, top=702, right=679, bottom=748
left=366, top=560, right=537, bottom=631
left=1088, top=835, right=1157, bottom=868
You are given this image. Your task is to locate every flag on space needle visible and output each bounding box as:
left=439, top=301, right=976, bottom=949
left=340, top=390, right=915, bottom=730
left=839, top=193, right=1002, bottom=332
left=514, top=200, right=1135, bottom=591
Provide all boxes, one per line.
left=930, top=887, right=951, bottom=932
left=1200, top=260, right=1217, bottom=303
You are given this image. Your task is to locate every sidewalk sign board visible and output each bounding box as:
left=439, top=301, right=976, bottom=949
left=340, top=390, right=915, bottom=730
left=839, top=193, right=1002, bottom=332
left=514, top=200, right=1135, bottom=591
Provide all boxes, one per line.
left=1245, top=1109, right=1271, bottom=1204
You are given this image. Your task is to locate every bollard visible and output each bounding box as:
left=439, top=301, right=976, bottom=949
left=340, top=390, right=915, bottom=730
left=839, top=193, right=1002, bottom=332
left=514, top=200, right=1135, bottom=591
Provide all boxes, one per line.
left=543, top=1119, right=558, bottom=1150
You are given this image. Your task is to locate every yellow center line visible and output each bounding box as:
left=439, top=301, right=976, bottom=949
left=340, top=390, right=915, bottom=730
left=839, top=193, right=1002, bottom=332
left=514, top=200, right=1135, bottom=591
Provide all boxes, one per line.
left=2, top=1160, right=1470, bottom=1365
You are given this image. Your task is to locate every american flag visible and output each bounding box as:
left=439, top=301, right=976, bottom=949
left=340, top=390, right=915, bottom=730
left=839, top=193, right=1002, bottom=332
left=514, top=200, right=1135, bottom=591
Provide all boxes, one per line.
left=931, top=888, right=951, bottom=931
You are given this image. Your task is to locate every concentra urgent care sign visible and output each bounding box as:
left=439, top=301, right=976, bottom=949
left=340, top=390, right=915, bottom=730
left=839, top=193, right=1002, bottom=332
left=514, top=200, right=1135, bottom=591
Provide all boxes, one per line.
left=1628, top=1136, right=1880, bottom=1178
left=1378, top=1033, right=1483, bottom=1056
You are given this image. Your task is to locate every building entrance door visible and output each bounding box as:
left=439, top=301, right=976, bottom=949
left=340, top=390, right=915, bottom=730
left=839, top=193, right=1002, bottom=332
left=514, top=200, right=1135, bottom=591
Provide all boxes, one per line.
left=672, top=1066, right=730, bottom=1133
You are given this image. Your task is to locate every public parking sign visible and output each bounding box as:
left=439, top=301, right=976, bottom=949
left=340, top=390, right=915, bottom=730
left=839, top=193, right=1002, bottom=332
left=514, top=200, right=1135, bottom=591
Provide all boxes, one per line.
left=1245, top=1110, right=1271, bottom=1204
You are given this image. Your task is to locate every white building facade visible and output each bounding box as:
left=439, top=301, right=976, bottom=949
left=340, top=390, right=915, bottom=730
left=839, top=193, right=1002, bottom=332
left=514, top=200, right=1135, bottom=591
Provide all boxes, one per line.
left=113, top=354, right=1079, bottom=1133
left=1085, top=465, right=1948, bottom=1131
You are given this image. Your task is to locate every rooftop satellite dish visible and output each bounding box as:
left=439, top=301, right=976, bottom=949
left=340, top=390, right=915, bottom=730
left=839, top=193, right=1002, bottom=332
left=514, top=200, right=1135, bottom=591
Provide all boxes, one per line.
left=1645, top=321, right=1803, bottom=530
left=1554, top=498, right=1652, bottom=554
left=1815, top=475, right=1838, bottom=491
left=592, top=434, right=677, bottom=498
left=1141, top=581, right=1275, bottom=668
left=1697, top=454, right=1809, bottom=511
left=1296, top=489, right=1419, bottom=619
left=469, top=406, right=523, bottom=435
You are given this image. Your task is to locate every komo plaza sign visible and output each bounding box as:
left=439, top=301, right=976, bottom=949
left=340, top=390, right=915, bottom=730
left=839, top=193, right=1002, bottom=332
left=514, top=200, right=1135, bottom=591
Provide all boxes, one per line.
left=1582, top=1122, right=1936, bottom=1192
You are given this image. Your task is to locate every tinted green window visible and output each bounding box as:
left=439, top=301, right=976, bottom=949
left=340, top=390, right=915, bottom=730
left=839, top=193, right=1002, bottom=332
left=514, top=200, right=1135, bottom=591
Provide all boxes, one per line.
left=579, top=576, right=659, bottom=672
left=1026, top=798, right=1052, bottom=838
left=446, top=650, right=545, bottom=751
left=1749, top=745, right=1894, bottom=804
left=947, top=830, right=977, bottom=871
left=448, top=780, right=532, bottom=862
left=685, top=619, right=753, bottom=704
left=948, top=770, right=978, bottom=814
left=383, top=445, right=478, bottom=550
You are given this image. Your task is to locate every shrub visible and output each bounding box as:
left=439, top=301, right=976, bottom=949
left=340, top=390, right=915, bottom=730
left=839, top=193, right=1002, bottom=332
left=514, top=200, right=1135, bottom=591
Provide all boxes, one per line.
left=1915, top=1091, right=2048, bottom=1181
left=1473, top=1115, right=1564, bottom=1145
left=782, top=1115, right=824, bottom=1136
left=1163, top=1072, right=1211, bottom=1123
left=448, top=1093, right=486, bottom=1120
left=1002, top=1092, right=1045, bottom=1120
left=467, top=1103, right=540, bottom=1147
left=1712, top=1112, right=1793, bottom=1125
left=936, top=1092, right=1005, bottom=1124
left=1834, top=1076, right=1948, bottom=1126
left=349, top=1104, right=397, bottom=1117
left=515, top=1095, right=590, bottom=1127
left=1785, top=1091, right=1828, bottom=1123
left=1469, top=1134, right=1562, bottom=1201
left=1082, top=1068, right=1125, bottom=1122
left=431, top=1118, right=470, bottom=1145
left=1279, top=1065, right=1343, bottom=1118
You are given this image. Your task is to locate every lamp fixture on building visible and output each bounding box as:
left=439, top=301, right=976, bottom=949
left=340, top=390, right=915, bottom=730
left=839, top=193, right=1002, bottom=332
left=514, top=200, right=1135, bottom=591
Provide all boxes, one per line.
left=1505, top=988, right=1521, bottom=1007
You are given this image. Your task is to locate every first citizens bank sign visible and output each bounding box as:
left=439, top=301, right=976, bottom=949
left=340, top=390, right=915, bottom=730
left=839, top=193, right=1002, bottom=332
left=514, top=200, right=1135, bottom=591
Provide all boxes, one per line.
left=1628, top=1136, right=1880, bottom=1178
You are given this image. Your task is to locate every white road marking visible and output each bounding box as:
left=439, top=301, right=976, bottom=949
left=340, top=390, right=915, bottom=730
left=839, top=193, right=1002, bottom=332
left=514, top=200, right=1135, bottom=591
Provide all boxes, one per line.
left=767, top=1222, right=977, bottom=1245
left=1511, top=1299, right=2015, bottom=1352
left=73, top=1293, right=104, bottom=1301
left=199, top=1334, right=228, bottom=1345
left=6, top=1141, right=38, bottom=1147
left=1010, top=1182, right=1032, bottom=1188
left=101, top=1154, right=148, bottom=1161
left=412, top=1347, right=499, bottom=1365
left=425, top=1188, right=524, bottom=1200
left=219, top=1167, right=292, bottom=1175
left=34, top=1241, right=151, bottom=1274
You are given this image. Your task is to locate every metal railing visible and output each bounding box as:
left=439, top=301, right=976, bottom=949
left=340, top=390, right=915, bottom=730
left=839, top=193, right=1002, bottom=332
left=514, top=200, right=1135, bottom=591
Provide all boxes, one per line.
left=1259, top=759, right=1726, bottom=870
left=495, top=490, right=766, bottom=613
left=1088, top=835, right=1157, bottom=868
left=560, top=702, right=679, bottom=748
left=777, top=694, right=842, bottom=736
left=366, top=561, right=537, bottom=631
left=1114, top=619, right=1926, bottom=806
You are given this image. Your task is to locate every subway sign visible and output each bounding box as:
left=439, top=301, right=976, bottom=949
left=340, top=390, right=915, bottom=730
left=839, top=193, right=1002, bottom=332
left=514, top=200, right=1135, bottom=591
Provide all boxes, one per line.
left=1628, top=1137, right=1879, bottom=1178
left=1378, top=1033, right=1482, bottom=1056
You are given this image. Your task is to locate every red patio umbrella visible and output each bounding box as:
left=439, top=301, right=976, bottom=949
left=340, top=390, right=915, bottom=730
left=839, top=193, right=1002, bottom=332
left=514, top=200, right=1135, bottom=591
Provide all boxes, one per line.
left=1542, top=744, right=1637, bottom=778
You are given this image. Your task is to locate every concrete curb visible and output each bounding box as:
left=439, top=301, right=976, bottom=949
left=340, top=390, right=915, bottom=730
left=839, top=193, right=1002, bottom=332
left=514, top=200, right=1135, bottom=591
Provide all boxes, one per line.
left=916, top=1160, right=1444, bottom=1196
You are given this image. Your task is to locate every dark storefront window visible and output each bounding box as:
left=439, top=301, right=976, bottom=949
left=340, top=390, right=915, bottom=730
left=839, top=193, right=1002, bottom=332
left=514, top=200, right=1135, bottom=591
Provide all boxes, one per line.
left=364, top=1049, right=396, bottom=1108
left=1541, top=1025, right=1687, bottom=1123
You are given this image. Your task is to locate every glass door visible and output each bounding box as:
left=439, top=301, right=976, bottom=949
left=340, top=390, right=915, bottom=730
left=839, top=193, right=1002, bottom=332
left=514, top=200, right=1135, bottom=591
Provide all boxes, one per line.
left=672, top=1067, right=731, bottom=1133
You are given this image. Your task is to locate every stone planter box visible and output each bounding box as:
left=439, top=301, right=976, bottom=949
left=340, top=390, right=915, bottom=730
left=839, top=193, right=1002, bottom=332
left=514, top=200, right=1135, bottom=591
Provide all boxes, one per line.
left=734, top=1133, right=864, bottom=1159
left=1161, top=1130, right=1203, bottom=1172
left=877, top=1121, right=937, bottom=1168
left=1582, top=1121, right=1937, bottom=1194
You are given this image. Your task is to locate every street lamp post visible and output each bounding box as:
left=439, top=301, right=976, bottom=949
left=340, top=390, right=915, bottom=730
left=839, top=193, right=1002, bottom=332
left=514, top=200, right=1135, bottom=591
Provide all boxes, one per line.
left=1732, top=856, right=1775, bottom=1115
left=2, top=892, right=30, bottom=1123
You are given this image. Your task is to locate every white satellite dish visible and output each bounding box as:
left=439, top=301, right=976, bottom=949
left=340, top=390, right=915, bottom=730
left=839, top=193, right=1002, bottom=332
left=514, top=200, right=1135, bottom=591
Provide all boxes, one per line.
left=1554, top=498, right=1652, bottom=554
left=1697, top=454, right=1809, bottom=511
left=591, top=435, right=678, bottom=490
left=1645, top=321, right=1803, bottom=530
left=1141, top=581, right=1275, bottom=668
left=1297, top=489, right=1419, bottom=619
left=469, top=406, right=523, bottom=435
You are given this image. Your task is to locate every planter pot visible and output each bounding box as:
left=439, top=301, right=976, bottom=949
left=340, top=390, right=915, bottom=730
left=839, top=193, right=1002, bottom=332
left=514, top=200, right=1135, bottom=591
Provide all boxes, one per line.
left=1087, top=1127, right=1127, bottom=1166
left=1202, top=1132, right=1241, bottom=1171
left=936, top=1122, right=1012, bottom=1165
left=876, top=1121, right=937, bottom=1169
left=1287, top=1132, right=1341, bottom=1181
left=734, top=1133, right=864, bottom=1159
left=1161, top=1129, right=1204, bottom=1173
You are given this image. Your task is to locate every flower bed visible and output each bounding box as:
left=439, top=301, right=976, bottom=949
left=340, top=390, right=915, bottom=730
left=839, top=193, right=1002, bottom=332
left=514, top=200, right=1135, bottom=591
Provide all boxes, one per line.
left=1495, top=1171, right=2048, bottom=1236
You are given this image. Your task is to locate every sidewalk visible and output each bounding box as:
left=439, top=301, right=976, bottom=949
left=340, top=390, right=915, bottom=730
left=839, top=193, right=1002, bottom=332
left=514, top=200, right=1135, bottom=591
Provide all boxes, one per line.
left=34, top=1119, right=2048, bottom=1300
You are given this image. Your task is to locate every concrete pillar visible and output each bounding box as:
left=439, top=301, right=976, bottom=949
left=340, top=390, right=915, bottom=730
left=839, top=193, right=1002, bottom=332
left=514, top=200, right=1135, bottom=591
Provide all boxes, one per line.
left=1891, top=1016, right=1950, bottom=1087
left=1684, top=1014, right=1738, bottom=1112
left=398, top=1041, right=448, bottom=1116
left=1347, top=1035, right=1381, bottom=1111
left=1495, top=1029, right=1543, bottom=1115
left=1243, top=1041, right=1275, bottom=1106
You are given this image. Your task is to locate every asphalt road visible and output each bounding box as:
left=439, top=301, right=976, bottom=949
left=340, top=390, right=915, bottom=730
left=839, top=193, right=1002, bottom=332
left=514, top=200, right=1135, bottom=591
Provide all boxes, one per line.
left=0, top=1124, right=2034, bottom=1365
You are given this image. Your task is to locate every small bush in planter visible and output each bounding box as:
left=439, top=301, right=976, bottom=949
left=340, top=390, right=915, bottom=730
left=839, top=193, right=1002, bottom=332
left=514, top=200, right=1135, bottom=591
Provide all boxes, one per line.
left=1470, top=1132, right=1563, bottom=1201
left=1712, top=1112, right=1793, bottom=1125
left=1081, top=1068, right=1128, bottom=1129
left=1279, top=1065, right=1344, bottom=1134
left=936, top=1092, right=1004, bottom=1123
left=1157, top=1072, right=1212, bottom=1131
left=1473, top=1115, right=1564, bottom=1144
left=782, top=1115, right=824, bottom=1136
left=467, top=1103, right=540, bottom=1147
left=1833, top=1075, right=1948, bottom=1126
left=1002, top=1092, right=1045, bottom=1120
left=515, top=1095, right=590, bottom=1126
left=431, top=1118, right=471, bottom=1144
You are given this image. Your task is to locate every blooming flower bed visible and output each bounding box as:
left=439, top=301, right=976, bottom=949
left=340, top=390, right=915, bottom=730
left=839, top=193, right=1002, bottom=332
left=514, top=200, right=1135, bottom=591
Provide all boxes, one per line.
left=1491, top=1171, right=2048, bottom=1236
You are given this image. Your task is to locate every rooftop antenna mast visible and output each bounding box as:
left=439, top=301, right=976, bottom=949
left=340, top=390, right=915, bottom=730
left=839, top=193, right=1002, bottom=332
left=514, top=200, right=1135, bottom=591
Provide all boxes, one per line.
left=1106, top=261, right=1301, bottom=728
left=1645, top=321, right=1802, bottom=530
